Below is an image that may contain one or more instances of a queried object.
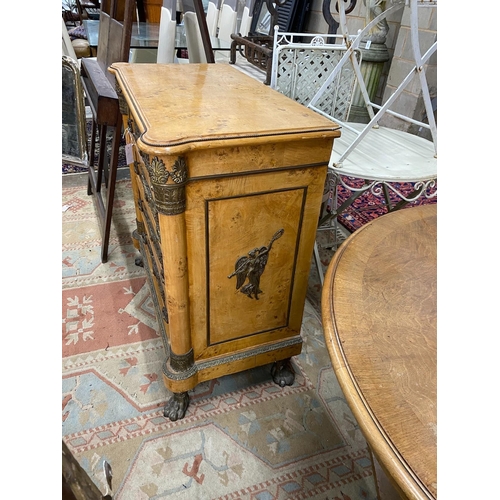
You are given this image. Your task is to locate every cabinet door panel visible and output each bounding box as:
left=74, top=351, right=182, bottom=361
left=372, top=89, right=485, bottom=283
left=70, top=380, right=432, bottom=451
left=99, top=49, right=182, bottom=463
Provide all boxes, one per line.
left=207, top=187, right=305, bottom=345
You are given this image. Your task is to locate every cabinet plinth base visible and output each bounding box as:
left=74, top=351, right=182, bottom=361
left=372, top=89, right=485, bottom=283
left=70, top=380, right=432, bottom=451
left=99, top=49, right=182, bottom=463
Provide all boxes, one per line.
left=162, top=356, right=298, bottom=421
left=161, top=337, right=302, bottom=395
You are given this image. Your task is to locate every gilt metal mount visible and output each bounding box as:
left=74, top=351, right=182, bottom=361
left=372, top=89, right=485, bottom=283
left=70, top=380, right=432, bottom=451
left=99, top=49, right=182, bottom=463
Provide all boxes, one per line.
left=144, top=156, right=188, bottom=215
left=228, top=229, right=284, bottom=299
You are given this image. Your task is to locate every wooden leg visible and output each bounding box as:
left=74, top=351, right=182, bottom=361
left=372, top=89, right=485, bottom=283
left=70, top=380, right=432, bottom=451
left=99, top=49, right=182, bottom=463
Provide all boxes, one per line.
left=100, top=123, right=121, bottom=263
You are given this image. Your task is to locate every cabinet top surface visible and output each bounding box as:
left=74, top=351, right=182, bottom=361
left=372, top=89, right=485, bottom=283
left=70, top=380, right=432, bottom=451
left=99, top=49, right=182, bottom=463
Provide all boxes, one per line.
left=110, top=63, right=341, bottom=150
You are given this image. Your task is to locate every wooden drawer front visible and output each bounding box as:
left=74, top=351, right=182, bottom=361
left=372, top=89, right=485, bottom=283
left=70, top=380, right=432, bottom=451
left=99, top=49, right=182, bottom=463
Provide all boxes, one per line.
left=134, top=153, right=160, bottom=237
left=140, top=237, right=169, bottom=328
left=136, top=171, right=163, bottom=267
left=129, top=145, right=170, bottom=332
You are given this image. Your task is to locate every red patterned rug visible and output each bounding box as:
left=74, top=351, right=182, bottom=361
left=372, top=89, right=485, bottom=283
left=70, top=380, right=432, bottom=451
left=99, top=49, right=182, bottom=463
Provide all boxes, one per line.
left=62, top=179, right=378, bottom=499
left=336, top=176, right=437, bottom=233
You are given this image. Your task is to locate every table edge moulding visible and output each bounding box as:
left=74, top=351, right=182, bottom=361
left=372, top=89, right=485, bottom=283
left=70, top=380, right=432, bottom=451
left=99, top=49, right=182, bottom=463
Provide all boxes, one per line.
left=109, top=63, right=341, bottom=421
left=321, top=204, right=437, bottom=500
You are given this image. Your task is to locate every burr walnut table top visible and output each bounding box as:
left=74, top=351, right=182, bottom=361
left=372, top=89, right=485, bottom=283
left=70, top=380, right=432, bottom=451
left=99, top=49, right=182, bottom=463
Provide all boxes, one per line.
left=321, top=204, right=437, bottom=500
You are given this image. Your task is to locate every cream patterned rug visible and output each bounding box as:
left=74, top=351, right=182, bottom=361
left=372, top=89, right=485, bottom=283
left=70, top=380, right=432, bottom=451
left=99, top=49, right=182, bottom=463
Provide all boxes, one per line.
left=62, top=177, right=377, bottom=499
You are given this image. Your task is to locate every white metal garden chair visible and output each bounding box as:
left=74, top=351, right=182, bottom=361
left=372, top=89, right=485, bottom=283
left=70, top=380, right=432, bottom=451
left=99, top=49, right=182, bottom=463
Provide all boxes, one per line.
left=271, top=0, right=437, bottom=284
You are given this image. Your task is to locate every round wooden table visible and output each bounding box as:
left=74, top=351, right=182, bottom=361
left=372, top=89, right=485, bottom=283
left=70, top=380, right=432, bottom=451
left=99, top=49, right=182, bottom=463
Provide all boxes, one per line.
left=322, top=204, right=437, bottom=500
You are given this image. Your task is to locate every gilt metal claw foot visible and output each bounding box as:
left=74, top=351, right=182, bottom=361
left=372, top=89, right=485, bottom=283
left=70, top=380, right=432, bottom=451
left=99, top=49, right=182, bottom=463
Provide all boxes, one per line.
left=271, top=358, right=295, bottom=387
left=164, top=391, right=189, bottom=421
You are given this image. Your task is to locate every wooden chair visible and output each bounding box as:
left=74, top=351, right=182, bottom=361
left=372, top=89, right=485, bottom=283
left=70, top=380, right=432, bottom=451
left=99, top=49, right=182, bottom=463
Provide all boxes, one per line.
left=75, top=0, right=101, bottom=23
left=229, top=0, right=311, bottom=85
left=271, top=0, right=437, bottom=283
left=80, top=0, right=135, bottom=263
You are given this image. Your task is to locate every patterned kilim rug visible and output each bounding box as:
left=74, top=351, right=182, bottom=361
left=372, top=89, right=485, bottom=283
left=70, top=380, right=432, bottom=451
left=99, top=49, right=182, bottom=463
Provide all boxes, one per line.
left=335, top=177, right=437, bottom=234
left=62, top=178, right=378, bottom=499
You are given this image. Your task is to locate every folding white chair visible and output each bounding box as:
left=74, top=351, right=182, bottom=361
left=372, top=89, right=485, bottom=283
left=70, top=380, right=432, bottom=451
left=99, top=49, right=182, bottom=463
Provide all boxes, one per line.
left=271, top=31, right=358, bottom=117
left=271, top=0, right=437, bottom=284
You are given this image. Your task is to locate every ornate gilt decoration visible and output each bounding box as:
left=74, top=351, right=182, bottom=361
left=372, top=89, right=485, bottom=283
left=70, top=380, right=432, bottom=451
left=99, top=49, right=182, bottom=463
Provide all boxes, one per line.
left=162, top=306, right=169, bottom=324
left=135, top=160, right=161, bottom=234
left=170, top=349, right=194, bottom=372
left=135, top=220, right=145, bottom=236
left=142, top=156, right=188, bottom=216
left=133, top=159, right=140, bottom=176
left=170, top=157, right=188, bottom=184
left=228, top=229, right=284, bottom=300
left=149, top=156, right=170, bottom=184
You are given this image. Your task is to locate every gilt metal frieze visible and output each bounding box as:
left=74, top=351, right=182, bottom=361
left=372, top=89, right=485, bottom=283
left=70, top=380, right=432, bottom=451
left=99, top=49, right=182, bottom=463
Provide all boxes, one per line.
left=142, top=206, right=163, bottom=263
left=133, top=159, right=140, bottom=176
left=228, top=229, right=284, bottom=299
left=141, top=156, right=188, bottom=216
left=169, top=349, right=194, bottom=373
left=136, top=219, right=145, bottom=236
